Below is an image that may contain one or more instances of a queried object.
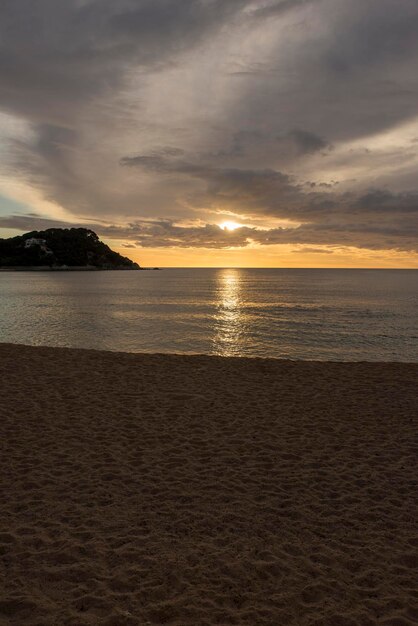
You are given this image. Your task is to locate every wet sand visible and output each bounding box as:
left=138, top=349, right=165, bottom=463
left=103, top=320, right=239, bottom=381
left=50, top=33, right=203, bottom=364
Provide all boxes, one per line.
left=0, top=343, right=417, bottom=625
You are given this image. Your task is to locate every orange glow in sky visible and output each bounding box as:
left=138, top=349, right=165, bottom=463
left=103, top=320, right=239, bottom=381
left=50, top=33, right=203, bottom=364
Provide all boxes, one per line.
left=113, top=242, right=418, bottom=269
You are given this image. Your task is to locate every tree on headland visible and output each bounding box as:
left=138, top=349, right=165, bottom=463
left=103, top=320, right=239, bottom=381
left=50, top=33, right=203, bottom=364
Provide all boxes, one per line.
left=0, top=228, right=140, bottom=269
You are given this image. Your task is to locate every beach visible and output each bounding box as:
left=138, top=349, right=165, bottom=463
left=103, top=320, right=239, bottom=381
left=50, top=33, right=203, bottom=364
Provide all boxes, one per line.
left=0, top=343, right=417, bottom=625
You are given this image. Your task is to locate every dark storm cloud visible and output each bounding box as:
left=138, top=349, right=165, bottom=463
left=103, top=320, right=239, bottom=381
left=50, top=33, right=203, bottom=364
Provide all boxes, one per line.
left=272, top=0, right=418, bottom=143
left=120, top=150, right=418, bottom=250
left=0, top=0, right=252, bottom=216
left=0, top=0, right=250, bottom=142
left=211, top=129, right=329, bottom=159
left=208, top=0, right=418, bottom=185
left=121, top=151, right=418, bottom=220
left=0, top=0, right=248, bottom=121
left=0, top=0, right=418, bottom=255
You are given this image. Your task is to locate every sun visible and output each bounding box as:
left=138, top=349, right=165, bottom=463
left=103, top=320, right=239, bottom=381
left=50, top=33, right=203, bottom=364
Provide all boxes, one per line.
left=219, top=221, right=242, bottom=231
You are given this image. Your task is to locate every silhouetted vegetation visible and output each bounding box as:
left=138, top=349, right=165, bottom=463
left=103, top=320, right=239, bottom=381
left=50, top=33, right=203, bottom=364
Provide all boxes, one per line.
left=0, top=228, right=140, bottom=269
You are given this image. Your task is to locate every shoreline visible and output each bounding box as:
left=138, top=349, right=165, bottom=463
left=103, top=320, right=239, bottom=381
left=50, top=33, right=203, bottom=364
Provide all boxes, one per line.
left=2, top=340, right=418, bottom=364
left=1, top=343, right=417, bottom=625
left=0, top=266, right=159, bottom=272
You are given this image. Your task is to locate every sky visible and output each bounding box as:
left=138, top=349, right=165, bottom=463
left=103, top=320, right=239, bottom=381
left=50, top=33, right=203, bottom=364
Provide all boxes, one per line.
left=0, top=0, right=418, bottom=267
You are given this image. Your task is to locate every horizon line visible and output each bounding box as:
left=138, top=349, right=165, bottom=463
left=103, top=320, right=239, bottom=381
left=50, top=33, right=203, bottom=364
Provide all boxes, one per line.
left=146, top=266, right=418, bottom=270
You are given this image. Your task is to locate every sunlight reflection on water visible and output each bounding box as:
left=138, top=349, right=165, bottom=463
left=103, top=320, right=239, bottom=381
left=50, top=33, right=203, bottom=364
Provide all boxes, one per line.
left=213, top=269, right=244, bottom=356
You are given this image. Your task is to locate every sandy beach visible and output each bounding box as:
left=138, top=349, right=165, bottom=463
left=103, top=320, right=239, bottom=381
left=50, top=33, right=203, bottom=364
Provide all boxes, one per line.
left=0, top=343, right=417, bottom=625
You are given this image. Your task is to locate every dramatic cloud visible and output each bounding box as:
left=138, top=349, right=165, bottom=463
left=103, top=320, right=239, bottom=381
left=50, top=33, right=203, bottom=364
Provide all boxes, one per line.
left=0, top=0, right=417, bottom=260
left=2, top=201, right=417, bottom=253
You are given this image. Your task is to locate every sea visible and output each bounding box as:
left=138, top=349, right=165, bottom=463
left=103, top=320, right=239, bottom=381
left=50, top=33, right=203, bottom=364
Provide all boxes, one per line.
left=1, top=268, right=417, bottom=361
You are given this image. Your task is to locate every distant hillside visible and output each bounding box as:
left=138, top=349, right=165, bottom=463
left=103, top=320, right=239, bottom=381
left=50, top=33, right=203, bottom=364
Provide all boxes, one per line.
left=0, top=228, right=140, bottom=269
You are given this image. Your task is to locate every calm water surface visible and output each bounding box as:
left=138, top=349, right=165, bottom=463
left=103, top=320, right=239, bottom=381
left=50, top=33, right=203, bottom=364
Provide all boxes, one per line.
left=1, top=268, right=417, bottom=361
